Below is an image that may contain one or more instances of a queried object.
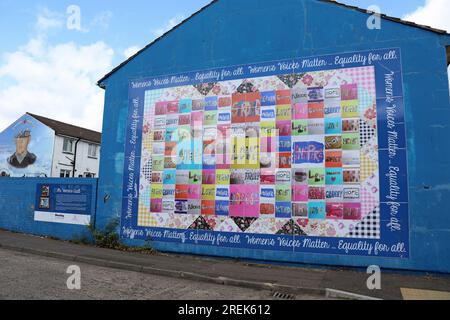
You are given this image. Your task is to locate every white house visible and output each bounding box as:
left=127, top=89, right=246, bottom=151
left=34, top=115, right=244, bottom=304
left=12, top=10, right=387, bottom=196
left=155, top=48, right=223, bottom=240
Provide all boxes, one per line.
left=0, top=113, right=101, bottom=178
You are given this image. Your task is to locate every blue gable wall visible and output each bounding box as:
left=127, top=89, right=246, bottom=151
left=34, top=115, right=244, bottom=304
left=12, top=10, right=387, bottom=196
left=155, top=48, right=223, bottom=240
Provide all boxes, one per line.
left=97, top=0, right=450, bottom=272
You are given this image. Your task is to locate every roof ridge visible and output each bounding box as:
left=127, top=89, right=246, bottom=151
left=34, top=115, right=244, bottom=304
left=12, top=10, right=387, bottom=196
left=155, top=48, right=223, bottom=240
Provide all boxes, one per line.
left=97, top=0, right=220, bottom=88
left=97, top=0, right=449, bottom=87
left=27, top=113, right=101, bottom=134
left=26, top=112, right=102, bottom=143
left=320, top=0, right=448, bottom=35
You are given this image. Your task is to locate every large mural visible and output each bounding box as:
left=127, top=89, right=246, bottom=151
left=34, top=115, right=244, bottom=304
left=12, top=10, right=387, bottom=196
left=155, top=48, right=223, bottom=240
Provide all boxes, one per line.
left=122, top=48, right=409, bottom=258
left=0, top=114, right=54, bottom=177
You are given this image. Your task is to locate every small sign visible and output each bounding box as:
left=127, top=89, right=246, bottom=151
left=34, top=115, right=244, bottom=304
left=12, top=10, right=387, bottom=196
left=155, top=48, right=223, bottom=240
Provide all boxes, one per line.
left=34, top=184, right=93, bottom=225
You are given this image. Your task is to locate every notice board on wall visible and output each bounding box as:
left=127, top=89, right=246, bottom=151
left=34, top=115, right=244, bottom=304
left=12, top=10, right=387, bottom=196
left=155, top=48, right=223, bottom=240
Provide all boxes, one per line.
left=122, top=48, right=409, bottom=258
left=34, top=184, right=93, bottom=226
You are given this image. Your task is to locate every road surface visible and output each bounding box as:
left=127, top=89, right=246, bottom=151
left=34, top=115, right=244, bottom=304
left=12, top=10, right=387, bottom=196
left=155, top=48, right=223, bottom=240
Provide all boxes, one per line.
left=0, top=248, right=322, bottom=300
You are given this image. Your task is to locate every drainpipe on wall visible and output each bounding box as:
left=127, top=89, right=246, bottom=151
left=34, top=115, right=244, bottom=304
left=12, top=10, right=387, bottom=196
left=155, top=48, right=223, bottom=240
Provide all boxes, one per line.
left=72, top=138, right=81, bottom=178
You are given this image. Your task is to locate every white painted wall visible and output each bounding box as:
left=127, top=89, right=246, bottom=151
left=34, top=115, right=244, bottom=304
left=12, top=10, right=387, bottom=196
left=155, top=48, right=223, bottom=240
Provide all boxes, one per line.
left=50, top=135, right=100, bottom=178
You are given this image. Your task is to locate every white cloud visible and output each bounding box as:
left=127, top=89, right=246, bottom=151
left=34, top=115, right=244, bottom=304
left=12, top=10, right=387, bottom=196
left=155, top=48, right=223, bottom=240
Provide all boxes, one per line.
left=123, top=46, right=141, bottom=59
left=35, top=8, right=64, bottom=31
left=91, top=11, right=114, bottom=30
left=403, top=0, right=450, bottom=32
left=153, top=14, right=186, bottom=37
left=35, top=7, right=114, bottom=34
left=0, top=37, right=114, bottom=132
left=403, top=0, right=450, bottom=90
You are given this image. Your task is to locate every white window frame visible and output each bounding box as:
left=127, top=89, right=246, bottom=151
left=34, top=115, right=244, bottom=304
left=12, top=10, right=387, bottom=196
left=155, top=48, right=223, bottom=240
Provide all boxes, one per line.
left=88, top=144, right=98, bottom=158
left=63, top=138, right=74, bottom=154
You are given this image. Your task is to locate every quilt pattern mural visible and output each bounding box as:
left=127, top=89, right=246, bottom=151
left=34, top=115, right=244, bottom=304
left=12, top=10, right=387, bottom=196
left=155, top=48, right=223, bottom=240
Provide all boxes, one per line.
left=122, top=48, right=409, bottom=258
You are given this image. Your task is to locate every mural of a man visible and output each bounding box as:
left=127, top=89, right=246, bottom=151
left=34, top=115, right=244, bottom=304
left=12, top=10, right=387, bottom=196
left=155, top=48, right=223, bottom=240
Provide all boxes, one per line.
left=8, top=130, right=37, bottom=168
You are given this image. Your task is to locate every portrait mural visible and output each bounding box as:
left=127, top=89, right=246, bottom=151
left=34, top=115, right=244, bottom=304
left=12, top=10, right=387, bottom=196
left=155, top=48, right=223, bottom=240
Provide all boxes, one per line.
left=0, top=114, right=54, bottom=177
left=8, top=130, right=37, bottom=169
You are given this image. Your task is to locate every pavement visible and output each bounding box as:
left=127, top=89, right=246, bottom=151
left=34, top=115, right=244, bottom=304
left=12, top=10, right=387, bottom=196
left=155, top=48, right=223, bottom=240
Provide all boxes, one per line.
left=1, top=230, right=449, bottom=300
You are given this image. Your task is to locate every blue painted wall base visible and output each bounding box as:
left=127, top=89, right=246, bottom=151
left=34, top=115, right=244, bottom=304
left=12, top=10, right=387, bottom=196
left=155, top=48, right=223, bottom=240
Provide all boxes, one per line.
left=0, top=178, right=97, bottom=241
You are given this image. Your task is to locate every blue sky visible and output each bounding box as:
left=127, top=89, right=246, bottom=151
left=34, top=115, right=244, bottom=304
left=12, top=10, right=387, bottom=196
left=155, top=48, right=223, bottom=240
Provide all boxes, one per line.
left=0, top=0, right=212, bottom=65
left=0, top=0, right=447, bottom=131
left=0, top=0, right=425, bottom=60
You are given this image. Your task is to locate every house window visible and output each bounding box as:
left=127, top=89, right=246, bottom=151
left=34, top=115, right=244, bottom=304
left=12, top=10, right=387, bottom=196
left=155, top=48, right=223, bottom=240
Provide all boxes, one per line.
left=88, top=144, right=98, bottom=158
left=84, top=172, right=96, bottom=178
left=60, top=169, right=71, bottom=178
left=63, top=138, right=74, bottom=153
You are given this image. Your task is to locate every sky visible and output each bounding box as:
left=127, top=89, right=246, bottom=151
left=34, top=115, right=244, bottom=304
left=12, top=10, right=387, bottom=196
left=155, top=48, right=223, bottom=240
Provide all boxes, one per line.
left=0, top=0, right=449, bottom=132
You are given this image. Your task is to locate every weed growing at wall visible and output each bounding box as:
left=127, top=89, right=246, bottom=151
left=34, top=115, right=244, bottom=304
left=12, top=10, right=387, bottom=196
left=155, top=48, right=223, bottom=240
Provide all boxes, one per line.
left=72, top=218, right=158, bottom=255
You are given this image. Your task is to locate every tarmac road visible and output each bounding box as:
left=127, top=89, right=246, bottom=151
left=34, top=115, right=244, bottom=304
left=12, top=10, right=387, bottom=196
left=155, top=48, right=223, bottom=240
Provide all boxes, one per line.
left=0, top=248, right=322, bottom=300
